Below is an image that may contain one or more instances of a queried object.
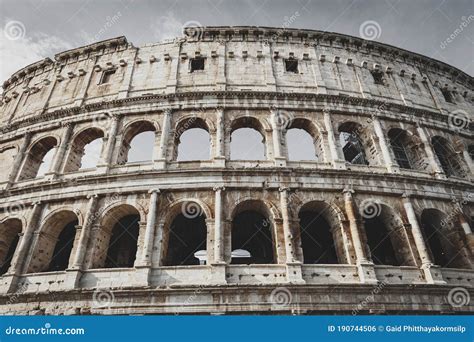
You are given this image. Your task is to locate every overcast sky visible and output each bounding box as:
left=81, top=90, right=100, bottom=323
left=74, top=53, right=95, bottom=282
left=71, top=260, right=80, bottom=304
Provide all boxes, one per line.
left=1, top=0, right=473, bottom=84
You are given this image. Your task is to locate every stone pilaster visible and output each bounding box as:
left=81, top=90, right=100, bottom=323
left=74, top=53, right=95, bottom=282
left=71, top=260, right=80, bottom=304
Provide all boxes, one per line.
left=155, top=109, right=172, bottom=169
left=210, top=186, right=227, bottom=284
left=97, top=114, right=122, bottom=173
left=270, top=109, right=287, bottom=167
left=372, top=116, right=399, bottom=173
left=46, top=122, right=74, bottom=179
left=213, top=108, right=226, bottom=167
left=6, top=132, right=32, bottom=188
left=323, top=111, right=346, bottom=169
left=416, top=125, right=445, bottom=179
left=343, top=189, right=377, bottom=284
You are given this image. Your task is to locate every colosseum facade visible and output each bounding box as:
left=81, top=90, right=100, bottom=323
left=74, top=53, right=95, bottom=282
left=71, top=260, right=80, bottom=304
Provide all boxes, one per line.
left=0, top=26, right=473, bottom=315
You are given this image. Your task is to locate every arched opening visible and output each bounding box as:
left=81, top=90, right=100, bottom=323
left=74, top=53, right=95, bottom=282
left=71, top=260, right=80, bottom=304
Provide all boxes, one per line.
left=64, top=128, right=104, bottom=172
left=469, top=145, right=474, bottom=160
left=297, top=202, right=339, bottom=264
left=432, top=136, right=465, bottom=177
left=0, top=219, right=22, bottom=275
left=117, top=121, right=156, bottom=164
left=18, top=136, right=57, bottom=180
left=362, top=204, right=414, bottom=266
left=285, top=119, right=322, bottom=161
left=47, top=220, right=77, bottom=271
left=231, top=200, right=275, bottom=264
left=174, top=118, right=211, bottom=161
left=420, top=209, right=471, bottom=269
left=27, top=210, right=79, bottom=273
left=0, top=147, right=17, bottom=183
left=230, top=117, right=266, bottom=160
left=101, top=205, right=141, bottom=269
left=163, top=202, right=207, bottom=265
left=338, top=122, right=368, bottom=165
left=388, top=128, right=428, bottom=171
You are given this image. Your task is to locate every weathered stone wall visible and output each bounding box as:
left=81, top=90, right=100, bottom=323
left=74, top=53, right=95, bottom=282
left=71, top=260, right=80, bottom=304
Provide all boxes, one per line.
left=0, top=27, right=472, bottom=315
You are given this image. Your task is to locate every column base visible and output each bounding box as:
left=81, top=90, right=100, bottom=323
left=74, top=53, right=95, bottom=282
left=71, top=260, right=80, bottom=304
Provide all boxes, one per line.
left=133, top=265, right=152, bottom=286
left=95, top=164, right=110, bottom=174
left=209, top=262, right=227, bottom=285
left=434, top=171, right=447, bottom=180
left=153, top=159, right=167, bottom=169
left=274, top=157, right=287, bottom=167
left=421, top=264, right=446, bottom=285
left=211, top=157, right=226, bottom=168
left=286, top=262, right=305, bottom=284
left=0, top=273, right=20, bottom=293
left=63, top=268, right=82, bottom=289
left=357, top=262, right=378, bottom=284
left=332, top=160, right=347, bottom=169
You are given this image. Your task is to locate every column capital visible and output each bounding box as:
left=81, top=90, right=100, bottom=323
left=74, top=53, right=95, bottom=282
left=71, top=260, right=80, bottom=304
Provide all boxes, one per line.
left=86, top=193, right=99, bottom=199
left=148, top=188, right=161, bottom=194
left=32, top=201, right=42, bottom=207
left=279, top=186, right=290, bottom=193
left=163, top=108, right=173, bottom=115
left=342, top=188, right=354, bottom=195
left=213, top=186, right=225, bottom=192
left=61, top=121, right=74, bottom=128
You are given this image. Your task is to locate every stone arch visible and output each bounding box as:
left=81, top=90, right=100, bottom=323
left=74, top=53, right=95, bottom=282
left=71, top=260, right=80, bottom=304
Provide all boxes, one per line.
left=117, top=119, right=158, bottom=164
left=360, top=202, right=415, bottom=266
left=27, top=210, right=79, bottom=273
left=173, top=117, right=212, bottom=161
left=284, top=118, right=325, bottom=161
left=230, top=199, right=277, bottom=264
left=64, top=127, right=105, bottom=172
left=230, top=116, right=268, bottom=160
left=420, top=208, right=472, bottom=269
left=296, top=200, right=345, bottom=264
left=388, top=128, right=428, bottom=170
left=0, top=218, right=22, bottom=275
left=18, top=136, right=58, bottom=180
left=0, top=144, right=18, bottom=183
left=94, top=203, right=143, bottom=269
left=338, top=121, right=377, bottom=165
left=161, top=199, right=209, bottom=266
left=431, top=136, right=467, bottom=178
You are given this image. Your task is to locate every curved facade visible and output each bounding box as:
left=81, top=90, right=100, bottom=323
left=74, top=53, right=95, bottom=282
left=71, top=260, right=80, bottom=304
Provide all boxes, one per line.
left=0, top=26, right=473, bottom=315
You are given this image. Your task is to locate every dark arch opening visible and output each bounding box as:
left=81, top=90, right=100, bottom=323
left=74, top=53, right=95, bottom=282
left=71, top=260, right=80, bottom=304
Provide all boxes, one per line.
left=298, top=210, right=338, bottom=264
left=388, top=128, right=412, bottom=169
left=19, top=136, right=57, bottom=180
left=0, top=219, right=22, bottom=275
left=364, top=215, right=400, bottom=265
left=105, top=214, right=140, bottom=268
left=232, top=209, right=274, bottom=264
left=338, top=122, right=368, bottom=165
left=47, top=219, right=78, bottom=271
left=164, top=212, right=207, bottom=266
left=420, top=209, right=471, bottom=269
left=432, top=136, right=464, bottom=177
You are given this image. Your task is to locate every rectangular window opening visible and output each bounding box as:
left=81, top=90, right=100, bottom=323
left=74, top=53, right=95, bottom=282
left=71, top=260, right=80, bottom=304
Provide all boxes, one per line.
left=370, top=70, right=384, bottom=85
left=190, top=57, right=205, bottom=72
left=99, top=69, right=116, bottom=84
left=285, top=59, right=298, bottom=73
left=441, top=88, right=454, bottom=103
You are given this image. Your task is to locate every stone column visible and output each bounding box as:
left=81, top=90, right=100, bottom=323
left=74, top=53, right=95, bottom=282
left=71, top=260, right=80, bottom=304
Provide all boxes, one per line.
left=98, top=114, right=122, bottom=172
left=155, top=109, right=172, bottom=169
left=323, top=111, right=346, bottom=169
left=270, top=109, right=286, bottom=167
left=343, top=189, right=377, bottom=284
left=213, top=108, right=226, bottom=167
left=372, top=117, right=399, bottom=173
left=210, top=186, right=227, bottom=284
left=280, top=187, right=304, bottom=284
left=7, top=132, right=32, bottom=187
left=456, top=203, right=474, bottom=254
left=138, top=189, right=160, bottom=266
left=71, top=194, right=99, bottom=270
left=416, top=125, right=445, bottom=179
left=46, top=122, right=74, bottom=179
left=2, top=202, right=43, bottom=293
left=402, top=195, right=445, bottom=284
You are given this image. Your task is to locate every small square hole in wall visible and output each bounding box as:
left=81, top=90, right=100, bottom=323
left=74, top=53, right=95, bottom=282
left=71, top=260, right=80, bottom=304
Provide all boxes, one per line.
left=370, top=70, right=384, bottom=85
left=190, top=57, right=205, bottom=72
left=285, top=59, right=298, bottom=73
left=99, top=69, right=116, bottom=84
left=441, top=88, right=454, bottom=103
